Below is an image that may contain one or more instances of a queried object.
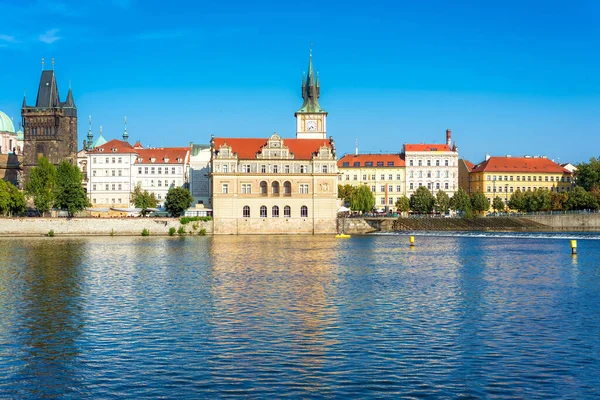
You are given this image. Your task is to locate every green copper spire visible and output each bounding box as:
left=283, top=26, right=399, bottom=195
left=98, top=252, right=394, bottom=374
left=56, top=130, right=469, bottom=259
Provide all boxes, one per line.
left=297, top=49, right=325, bottom=113
left=86, top=115, right=93, bottom=149
left=123, top=116, right=129, bottom=142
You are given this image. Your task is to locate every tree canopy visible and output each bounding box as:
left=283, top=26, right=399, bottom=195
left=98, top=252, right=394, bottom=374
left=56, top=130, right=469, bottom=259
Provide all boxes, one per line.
left=451, top=187, right=471, bottom=213
left=508, top=189, right=526, bottom=212
left=575, top=157, right=600, bottom=191
left=337, top=184, right=356, bottom=203
left=395, top=195, right=410, bottom=213
left=471, top=192, right=490, bottom=214
left=131, top=183, right=158, bottom=216
left=492, top=196, right=506, bottom=212
left=350, top=184, right=375, bottom=213
left=435, top=190, right=451, bottom=213
left=25, top=156, right=56, bottom=214
left=165, top=187, right=193, bottom=217
left=410, top=186, right=435, bottom=214
left=54, top=160, right=90, bottom=216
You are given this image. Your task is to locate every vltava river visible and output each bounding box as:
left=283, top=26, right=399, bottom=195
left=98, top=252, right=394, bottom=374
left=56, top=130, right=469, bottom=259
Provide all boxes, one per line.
left=1, top=233, right=599, bottom=398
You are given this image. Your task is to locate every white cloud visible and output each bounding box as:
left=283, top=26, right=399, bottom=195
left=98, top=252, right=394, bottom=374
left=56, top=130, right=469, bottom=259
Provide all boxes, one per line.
left=39, top=29, right=61, bottom=44
left=0, top=34, right=17, bottom=43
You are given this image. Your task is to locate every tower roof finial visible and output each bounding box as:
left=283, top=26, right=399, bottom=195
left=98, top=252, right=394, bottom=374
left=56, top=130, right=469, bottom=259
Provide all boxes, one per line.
left=123, top=116, right=129, bottom=142
left=41, top=57, right=44, bottom=70
left=52, top=58, right=55, bottom=70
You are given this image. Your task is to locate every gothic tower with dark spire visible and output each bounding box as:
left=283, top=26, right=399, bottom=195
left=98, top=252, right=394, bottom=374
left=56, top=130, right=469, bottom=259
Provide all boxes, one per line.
left=295, top=50, right=328, bottom=139
left=21, top=66, right=78, bottom=178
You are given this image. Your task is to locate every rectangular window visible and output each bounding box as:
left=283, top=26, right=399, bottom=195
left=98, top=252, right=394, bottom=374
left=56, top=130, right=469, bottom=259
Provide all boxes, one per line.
left=396, top=174, right=401, bottom=180
left=345, top=175, right=349, bottom=180
left=409, top=160, right=413, bottom=166
left=284, top=165, right=290, bottom=173
left=418, top=160, right=422, bottom=166
left=241, top=183, right=252, bottom=194
left=158, top=180, right=162, bottom=187
left=92, top=184, right=96, bottom=190
left=222, top=183, right=229, bottom=194
left=261, top=165, right=266, bottom=173
left=353, top=162, right=360, bottom=167
left=487, top=186, right=491, bottom=192
left=172, top=167, right=176, bottom=174
left=389, top=198, right=394, bottom=205
left=106, top=158, right=109, bottom=163
left=112, top=184, right=116, bottom=191
left=284, top=207, right=291, bottom=218
left=93, top=170, right=96, bottom=177
left=388, top=185, right=393, bottom=192
left=118, top=170, right=122, bottom=176
left=380, top=185, right=385, bottom=192
left=388, top=162, right=395, bottom=167
left=299, top=184, right=309, bottom=194
left=445, top=183, right=449, bottom=189
left=105, top=184, right=109, bottom=190
left=353, top=175, right=357, bottom=181
left=150, top=180, right=154, bottom=187
left=118, top=158, right=122, bottom=164
left=343, top=162, right=349, bottom=167
left=165, top=168, right=169, bottom=175
left=112, top=158, right=116, bottom=164
left=445, top=160, right=449, bottom=166
left=118, top=184, right=122, bottom=190
left=363, top=175, right=367, bottom=180
left=111, top=170, right=115, bottom=176
left=380, top=174, right=385, bottom=180
left=158, top=167, right=162, bottom=174
left=396, top=185, right=401, bottom=192
left=273, top=165, right=278, bottom=173
left=322, top=165, right=328, bottom=173
left=376, top=161, right=383, bottom=167
left=371, top=174, right=375, bottom=180
left=381, top=198, right=385, bottom=205
left=409, top=183, right=413, bottom=189
left=371, top=185, right=376, bottom=192
left=365, top=162, right=373, bottom=167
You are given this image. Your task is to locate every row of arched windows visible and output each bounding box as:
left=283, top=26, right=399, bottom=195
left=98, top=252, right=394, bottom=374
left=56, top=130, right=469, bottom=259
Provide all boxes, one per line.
left=259, top=181, right=292, bottom=195
left=243, top=205, right=308, bottom=218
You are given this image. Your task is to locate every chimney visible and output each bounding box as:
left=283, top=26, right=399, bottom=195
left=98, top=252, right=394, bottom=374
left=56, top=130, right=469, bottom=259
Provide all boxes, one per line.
left=446, top=129, right=451, bottom=146
left=485, top=153, right=491, bottom=161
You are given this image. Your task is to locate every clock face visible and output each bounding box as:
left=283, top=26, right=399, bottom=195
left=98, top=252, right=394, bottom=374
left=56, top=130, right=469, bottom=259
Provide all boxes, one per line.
left=306, top=120, right=317, bottom=131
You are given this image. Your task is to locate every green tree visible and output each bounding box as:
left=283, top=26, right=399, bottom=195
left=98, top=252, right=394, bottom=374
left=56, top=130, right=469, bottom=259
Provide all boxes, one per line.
left=410, top=186, right=435, bottom=214
left=550, top=191, right=568, bottom=211
left=54, top=160, right=90, bottom=217
left=7, top=181, right=25, bottom=216
left=435, top=190, right=451, bottom=214
left=350, top=184, right=375, bottom=213
left=566, top=186, right=599, bottom=210
left=508, top=189, right=526, bottom=212
left=131, top=183, right=158, bottom=216
left=492, top=196, right=505, bottom=213
left=574, top=157, right=600, bottom=191
left=471, top=192, right=490, bottom=214
left=337, top=184, right=356, bottom=203
left=451, top=187, right=471, bottom=213
left=395, top=195, right=410, bottom=213
left=165, top=187, right=193, bottom=217
left=0, top=180, right=10, bottom=215
left=536, top=189, right=552, bottom=211
left=25, top=156, right=56, bottom=214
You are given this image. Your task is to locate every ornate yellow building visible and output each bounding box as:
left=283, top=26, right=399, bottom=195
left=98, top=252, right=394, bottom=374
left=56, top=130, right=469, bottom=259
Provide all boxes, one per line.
left=210, top=53, right=339, bottom=234
left=469, top=155, right=574, bottom=208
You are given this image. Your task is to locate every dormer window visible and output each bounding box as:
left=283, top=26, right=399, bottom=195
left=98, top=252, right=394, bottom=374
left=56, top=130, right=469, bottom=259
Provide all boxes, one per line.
left=150, top=158, right=156, bottom=163
left=164, top=158, right=169, bottom=163
left=112, top=148, right=117, bottom=153
left=177, top=158, right=182, bottom=163
left=138, top=157, right=143, bottom=163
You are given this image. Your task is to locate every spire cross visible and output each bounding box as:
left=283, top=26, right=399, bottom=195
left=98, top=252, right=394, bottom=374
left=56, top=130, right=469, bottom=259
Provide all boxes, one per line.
left=41, top=58, right=44, bottom=70
left=52, top=58, right=55, bottom=70
left=310, top=42, right=313, bottom=57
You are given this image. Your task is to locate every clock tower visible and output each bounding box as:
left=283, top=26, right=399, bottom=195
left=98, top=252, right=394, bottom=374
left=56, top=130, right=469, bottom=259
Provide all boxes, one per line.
left=295, top=51, right=327, bottom=139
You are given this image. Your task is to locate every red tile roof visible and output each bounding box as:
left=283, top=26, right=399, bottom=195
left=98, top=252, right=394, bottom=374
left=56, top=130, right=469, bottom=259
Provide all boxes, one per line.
left=337, top=153, right=405, bottom=168
left=214, top=138, right=332, bottom=160
left=462, top=159, right=475, bottom=172
left=89, top=139, right=137, bottom=154
left=471, top=156, right=571, bottom=174
left=135, top=147, right=190, bottom=165
left=404, top=144, right=452, bottom=152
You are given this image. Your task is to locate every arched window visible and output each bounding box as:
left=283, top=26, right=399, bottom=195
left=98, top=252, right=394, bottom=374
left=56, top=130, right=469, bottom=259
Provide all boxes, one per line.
left=272, top=206, right=279, bottom=217
left=243, top=206, right=250, bottom=218
left=260, top=206, right=267, bottom=218
left=284, top=206, right=291, bottom=218
left=283, top=181, right=291, bottom=195
left=301, top=205, right=308, bottom=217
left=272, top=181, right=279, bottom=194
left=260, top=181, right=267, bottom=195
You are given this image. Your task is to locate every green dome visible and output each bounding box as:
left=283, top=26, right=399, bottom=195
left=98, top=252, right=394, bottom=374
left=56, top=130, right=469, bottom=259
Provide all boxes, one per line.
left=92, top=134, right=107, bottom=148
left=0, top=111, right=15, bottom=133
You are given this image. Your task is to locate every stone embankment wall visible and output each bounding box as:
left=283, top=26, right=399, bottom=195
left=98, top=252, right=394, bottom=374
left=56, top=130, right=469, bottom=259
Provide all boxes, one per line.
left=523, top=214, right=600, bottom=231
left=0, top=218, right=213, bottom=236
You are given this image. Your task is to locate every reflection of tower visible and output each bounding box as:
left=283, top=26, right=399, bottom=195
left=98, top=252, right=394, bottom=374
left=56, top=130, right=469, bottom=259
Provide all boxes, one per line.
left=22, top=60, right=78, bottom=178
left=295, top=49, right=328, bottom=139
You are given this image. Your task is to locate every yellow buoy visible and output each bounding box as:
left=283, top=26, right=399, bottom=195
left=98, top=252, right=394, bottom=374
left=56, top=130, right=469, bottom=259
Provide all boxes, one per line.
left=335, top=234, right=351, bottom=239
left=570, top=240, right=577, bottom=255
left=410, top=236, right=415, bottom=246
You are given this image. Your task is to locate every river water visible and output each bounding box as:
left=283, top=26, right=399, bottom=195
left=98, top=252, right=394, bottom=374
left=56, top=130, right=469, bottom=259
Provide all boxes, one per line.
left=0, top=233, right=599, bottom=398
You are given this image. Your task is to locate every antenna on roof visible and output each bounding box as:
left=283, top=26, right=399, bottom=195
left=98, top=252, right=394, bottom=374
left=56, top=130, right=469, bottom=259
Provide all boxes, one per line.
left=355, top=138, right=358, bottom=155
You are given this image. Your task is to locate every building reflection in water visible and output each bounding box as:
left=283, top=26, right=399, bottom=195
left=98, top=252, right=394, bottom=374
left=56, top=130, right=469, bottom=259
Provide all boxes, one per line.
left=0, top=238, right=86, bottom=399
left=208, top=235, right=341, bottom=392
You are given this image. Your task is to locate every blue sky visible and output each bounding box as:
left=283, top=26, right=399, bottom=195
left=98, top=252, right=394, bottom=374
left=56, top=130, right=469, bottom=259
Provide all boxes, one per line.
left=0, top=0, right=598, bottom=164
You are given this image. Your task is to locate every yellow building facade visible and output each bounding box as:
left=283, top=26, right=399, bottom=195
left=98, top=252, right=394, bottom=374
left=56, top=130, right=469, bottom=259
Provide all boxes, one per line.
left=469, top=156, right=574, bottom=208
left=337, top=154, right=406, bottom=210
